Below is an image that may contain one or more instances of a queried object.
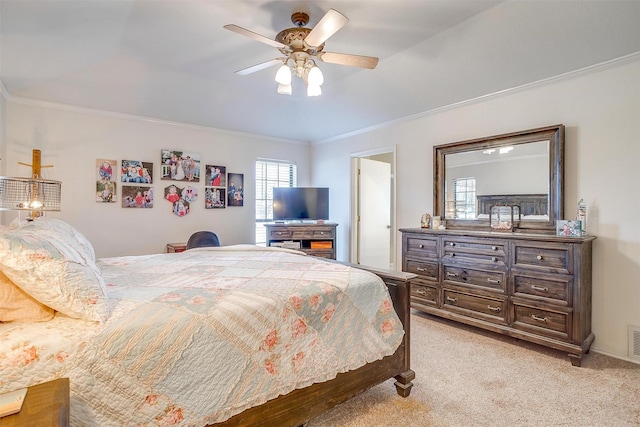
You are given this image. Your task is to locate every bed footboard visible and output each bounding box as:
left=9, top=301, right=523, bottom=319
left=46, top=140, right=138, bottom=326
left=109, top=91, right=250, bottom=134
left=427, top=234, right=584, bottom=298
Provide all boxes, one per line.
left=213, top=266, right=416, bottom=427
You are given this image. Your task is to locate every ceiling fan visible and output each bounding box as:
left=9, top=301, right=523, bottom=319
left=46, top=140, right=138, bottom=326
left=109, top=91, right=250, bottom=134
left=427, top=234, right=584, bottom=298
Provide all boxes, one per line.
left=224, top=9, right=378, bottom=96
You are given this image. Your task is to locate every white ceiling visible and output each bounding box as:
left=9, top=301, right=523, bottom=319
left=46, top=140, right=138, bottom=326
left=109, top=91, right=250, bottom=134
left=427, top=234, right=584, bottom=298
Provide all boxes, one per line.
left=1, top=1, right=639, bottom=143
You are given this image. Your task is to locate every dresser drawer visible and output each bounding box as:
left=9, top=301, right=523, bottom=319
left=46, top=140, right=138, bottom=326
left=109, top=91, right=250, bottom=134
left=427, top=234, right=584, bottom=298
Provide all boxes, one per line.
left=512, top=273, right=572, bottom=305
left=404, top=259, right=438, bottom=280
left=405, top=235, right=438, bottom=259
left=309, top=228, right=335, bottom=239
left=442, top=289, right=507, bottom=324
left=443, top=265, right=506, bottom=293
left=512, top=302, right=571, bottom=340
left=512, top=243, right=573, bottom=274
left=442, top=237, right=506, bottom=267
left=269, top=228, right=293, bottom=239
left=411, top=279, right=438, bottom=306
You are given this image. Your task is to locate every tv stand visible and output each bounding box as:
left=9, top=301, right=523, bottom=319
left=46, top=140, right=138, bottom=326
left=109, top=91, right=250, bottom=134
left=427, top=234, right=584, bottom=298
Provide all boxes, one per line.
left=265, top=222, right=337, bottom=259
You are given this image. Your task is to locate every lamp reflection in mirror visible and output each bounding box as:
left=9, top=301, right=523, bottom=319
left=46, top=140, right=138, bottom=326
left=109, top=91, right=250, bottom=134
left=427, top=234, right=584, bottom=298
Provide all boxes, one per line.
left=0, top=176, right=62, bottom=219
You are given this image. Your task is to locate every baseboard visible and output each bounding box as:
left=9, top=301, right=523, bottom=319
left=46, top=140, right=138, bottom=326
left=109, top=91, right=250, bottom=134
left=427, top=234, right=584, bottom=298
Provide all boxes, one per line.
left=590, top=347, right=640, bottom=366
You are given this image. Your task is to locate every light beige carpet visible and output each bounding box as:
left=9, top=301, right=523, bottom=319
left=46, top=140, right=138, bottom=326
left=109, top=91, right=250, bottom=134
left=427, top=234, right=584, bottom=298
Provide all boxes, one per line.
left=308, top=310, right=640, bottom=427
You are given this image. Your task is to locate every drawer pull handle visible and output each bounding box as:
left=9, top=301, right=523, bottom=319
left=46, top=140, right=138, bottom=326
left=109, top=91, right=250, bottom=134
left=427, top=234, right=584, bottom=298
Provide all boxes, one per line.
left=487, top=305, right=501, bottom=312
left=531, top=285, right=548, bottom=292
left=418, top=244, right=424, bottom=248
left=491, top=257, right=498, bottom=263
left=492, top=246, right=498, bottom=251
left=536, top=255, right=544, bottom=260
left=416, top=267, right=426, bottom=272
left=487, top=278, right=501, bottom=284
left=446, top=296, right=458, bottom=303
left=278, top=232, right=283, bottom=235
left=446, top=272, right=459, bottom=278
left=415, top=288, right=427, bottom=295
left=449, top=242, right=456, bottom=246
left=531, top=314, right=548, bottom=322
left=319, top=232, right=324, bottom=235
left=450, top=253, right=456, bottom=257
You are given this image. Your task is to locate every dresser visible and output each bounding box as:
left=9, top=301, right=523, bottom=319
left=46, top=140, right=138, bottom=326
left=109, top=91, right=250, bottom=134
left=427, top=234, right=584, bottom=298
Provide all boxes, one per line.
left=400, top=228, right=596, bottom=366
left=265, top=223, right=337, bottom=259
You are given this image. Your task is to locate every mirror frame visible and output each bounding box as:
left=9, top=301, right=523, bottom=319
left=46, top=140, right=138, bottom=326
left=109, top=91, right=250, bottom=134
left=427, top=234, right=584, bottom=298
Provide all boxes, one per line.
left=434, top=124, right=564, bottom=234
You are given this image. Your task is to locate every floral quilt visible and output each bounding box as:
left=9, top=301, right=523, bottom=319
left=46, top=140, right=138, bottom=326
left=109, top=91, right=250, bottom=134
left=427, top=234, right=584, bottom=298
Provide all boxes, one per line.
left=0, top=245, right=403, bottom=426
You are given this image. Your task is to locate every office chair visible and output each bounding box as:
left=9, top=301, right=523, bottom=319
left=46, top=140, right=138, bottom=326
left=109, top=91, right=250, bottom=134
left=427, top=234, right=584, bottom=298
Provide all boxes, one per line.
left=186, top=231, right=221, bottom=250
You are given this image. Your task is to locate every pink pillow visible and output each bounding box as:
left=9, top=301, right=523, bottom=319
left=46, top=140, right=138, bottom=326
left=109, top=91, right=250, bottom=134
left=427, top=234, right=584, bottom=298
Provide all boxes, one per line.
left=0, top=270, right=55, bottom=322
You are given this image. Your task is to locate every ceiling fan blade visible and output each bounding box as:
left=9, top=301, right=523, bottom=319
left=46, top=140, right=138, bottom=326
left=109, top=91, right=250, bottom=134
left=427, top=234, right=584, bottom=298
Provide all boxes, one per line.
left=235, top=58, right=285, bottom=76
left=224, top=24, right=288, bottom=49
left=304, top=9, right=348, bottom=47
left=319, top=52, right=379, bottom=69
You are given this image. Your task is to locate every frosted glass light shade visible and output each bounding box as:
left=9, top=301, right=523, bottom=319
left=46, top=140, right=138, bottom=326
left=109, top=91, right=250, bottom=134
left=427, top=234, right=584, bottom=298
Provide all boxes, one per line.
left=308, top=66, right=324, bottom=86
left=307, top=84, right=321, bottom=97
left=277, top=84, right=292, bottom=95
left=275, top=64, right=292, bottom=85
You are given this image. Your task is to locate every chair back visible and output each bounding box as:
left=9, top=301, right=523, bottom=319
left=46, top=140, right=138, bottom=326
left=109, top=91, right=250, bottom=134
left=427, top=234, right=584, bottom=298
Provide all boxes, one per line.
left=186, top=231, right=221, bottom=249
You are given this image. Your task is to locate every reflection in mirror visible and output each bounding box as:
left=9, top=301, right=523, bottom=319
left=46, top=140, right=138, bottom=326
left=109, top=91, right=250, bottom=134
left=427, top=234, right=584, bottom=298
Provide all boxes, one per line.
left=434, top=124, right=564, bottom=233
left=444, top=140, right=549, bottom=220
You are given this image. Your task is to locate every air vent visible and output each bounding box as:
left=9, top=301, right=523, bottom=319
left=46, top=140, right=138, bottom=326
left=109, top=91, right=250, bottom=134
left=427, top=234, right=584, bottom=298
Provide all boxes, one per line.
left=629, top=325, right=640, bottom=362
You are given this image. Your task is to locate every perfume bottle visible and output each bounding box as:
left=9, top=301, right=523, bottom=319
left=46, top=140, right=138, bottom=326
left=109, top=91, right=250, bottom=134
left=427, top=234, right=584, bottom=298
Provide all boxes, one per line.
left=577, top=199, right=587, bottom=235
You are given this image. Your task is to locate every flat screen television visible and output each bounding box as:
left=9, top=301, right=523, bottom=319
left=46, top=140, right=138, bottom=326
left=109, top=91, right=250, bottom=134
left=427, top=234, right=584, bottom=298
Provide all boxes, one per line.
left=273, top=187, right=329, bottom=221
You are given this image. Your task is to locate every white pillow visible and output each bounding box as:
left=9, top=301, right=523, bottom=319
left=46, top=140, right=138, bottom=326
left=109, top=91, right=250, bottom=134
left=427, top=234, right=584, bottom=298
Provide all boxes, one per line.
left=10, top=217, right=96, bottom=261
left=0, top=222, right=109, bottom=323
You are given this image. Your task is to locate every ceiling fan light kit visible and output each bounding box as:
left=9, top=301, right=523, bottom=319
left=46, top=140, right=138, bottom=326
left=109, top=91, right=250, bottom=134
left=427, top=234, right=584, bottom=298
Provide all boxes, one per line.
left=307, top=84, right=321, bottom=97
left=224, top=8, right=378, bottom=97
left=277, top=84, right=292, bottom=95
left=275, top=64, right=292, bottom=85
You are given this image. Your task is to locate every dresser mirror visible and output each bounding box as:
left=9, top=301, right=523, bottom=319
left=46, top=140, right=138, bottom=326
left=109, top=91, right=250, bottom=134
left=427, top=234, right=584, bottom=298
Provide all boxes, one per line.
left=434, top=124, right=564, bottom=233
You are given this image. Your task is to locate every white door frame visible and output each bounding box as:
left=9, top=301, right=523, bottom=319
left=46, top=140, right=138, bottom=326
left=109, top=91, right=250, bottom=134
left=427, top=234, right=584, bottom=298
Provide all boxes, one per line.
left=350, top=146, right=397, bottom=270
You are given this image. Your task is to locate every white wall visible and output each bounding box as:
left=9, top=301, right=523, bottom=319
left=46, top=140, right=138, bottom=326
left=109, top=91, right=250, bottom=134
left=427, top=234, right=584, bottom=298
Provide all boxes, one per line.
left=311, top=58, right=640, bottom=361
left=3, top=101, right=311, bottom=257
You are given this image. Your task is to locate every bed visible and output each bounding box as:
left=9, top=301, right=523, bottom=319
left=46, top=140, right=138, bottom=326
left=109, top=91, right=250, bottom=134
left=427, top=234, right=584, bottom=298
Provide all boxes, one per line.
left=476, top=193, right=548, bottom=219
left=0, top=218, right=413, bottom=426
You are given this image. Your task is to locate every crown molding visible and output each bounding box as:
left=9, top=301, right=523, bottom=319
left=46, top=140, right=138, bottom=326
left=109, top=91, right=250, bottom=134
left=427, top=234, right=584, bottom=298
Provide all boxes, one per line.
left=2, top=90, right=305, bottom=146
left=314, top=52, right=640, bottom=145
left=3, top=51, right=638, bottom=147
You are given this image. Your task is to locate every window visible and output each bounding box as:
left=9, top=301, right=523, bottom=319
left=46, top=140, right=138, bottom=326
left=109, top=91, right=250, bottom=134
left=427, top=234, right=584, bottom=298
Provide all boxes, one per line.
left=453, top=177, right=476, bottom=219
left=255, top=159, right=297, bottom=245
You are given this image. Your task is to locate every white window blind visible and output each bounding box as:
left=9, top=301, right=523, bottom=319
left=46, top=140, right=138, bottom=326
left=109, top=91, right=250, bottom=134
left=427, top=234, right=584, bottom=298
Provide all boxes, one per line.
left=255, top=159, right=297, bottom=245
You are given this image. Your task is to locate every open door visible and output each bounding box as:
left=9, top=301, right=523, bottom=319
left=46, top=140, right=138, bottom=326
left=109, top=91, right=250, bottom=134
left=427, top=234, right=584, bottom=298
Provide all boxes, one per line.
left=353, top=152, right=394, bottom=269
left=358, top=158, right=391, bottom=268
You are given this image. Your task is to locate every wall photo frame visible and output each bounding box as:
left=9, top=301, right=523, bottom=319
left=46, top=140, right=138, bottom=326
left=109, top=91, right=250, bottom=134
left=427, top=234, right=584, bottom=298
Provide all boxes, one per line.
left=96, top=159, right=117, bottom=203
left=121, top=160, right=153, bottom=184
left=161, top=149, right=201, bottom=182
left=205, top=164, right=226, bottom=188
left=205, top=187, right=225, bottom=209
left=122, top=186, right=153, bottom=208
left=227, top=173, right=244, bottom=207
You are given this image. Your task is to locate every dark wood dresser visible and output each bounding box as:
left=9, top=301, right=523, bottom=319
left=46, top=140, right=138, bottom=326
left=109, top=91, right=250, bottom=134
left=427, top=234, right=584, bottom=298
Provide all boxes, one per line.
left=400, top=228, right=596, bottom=366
